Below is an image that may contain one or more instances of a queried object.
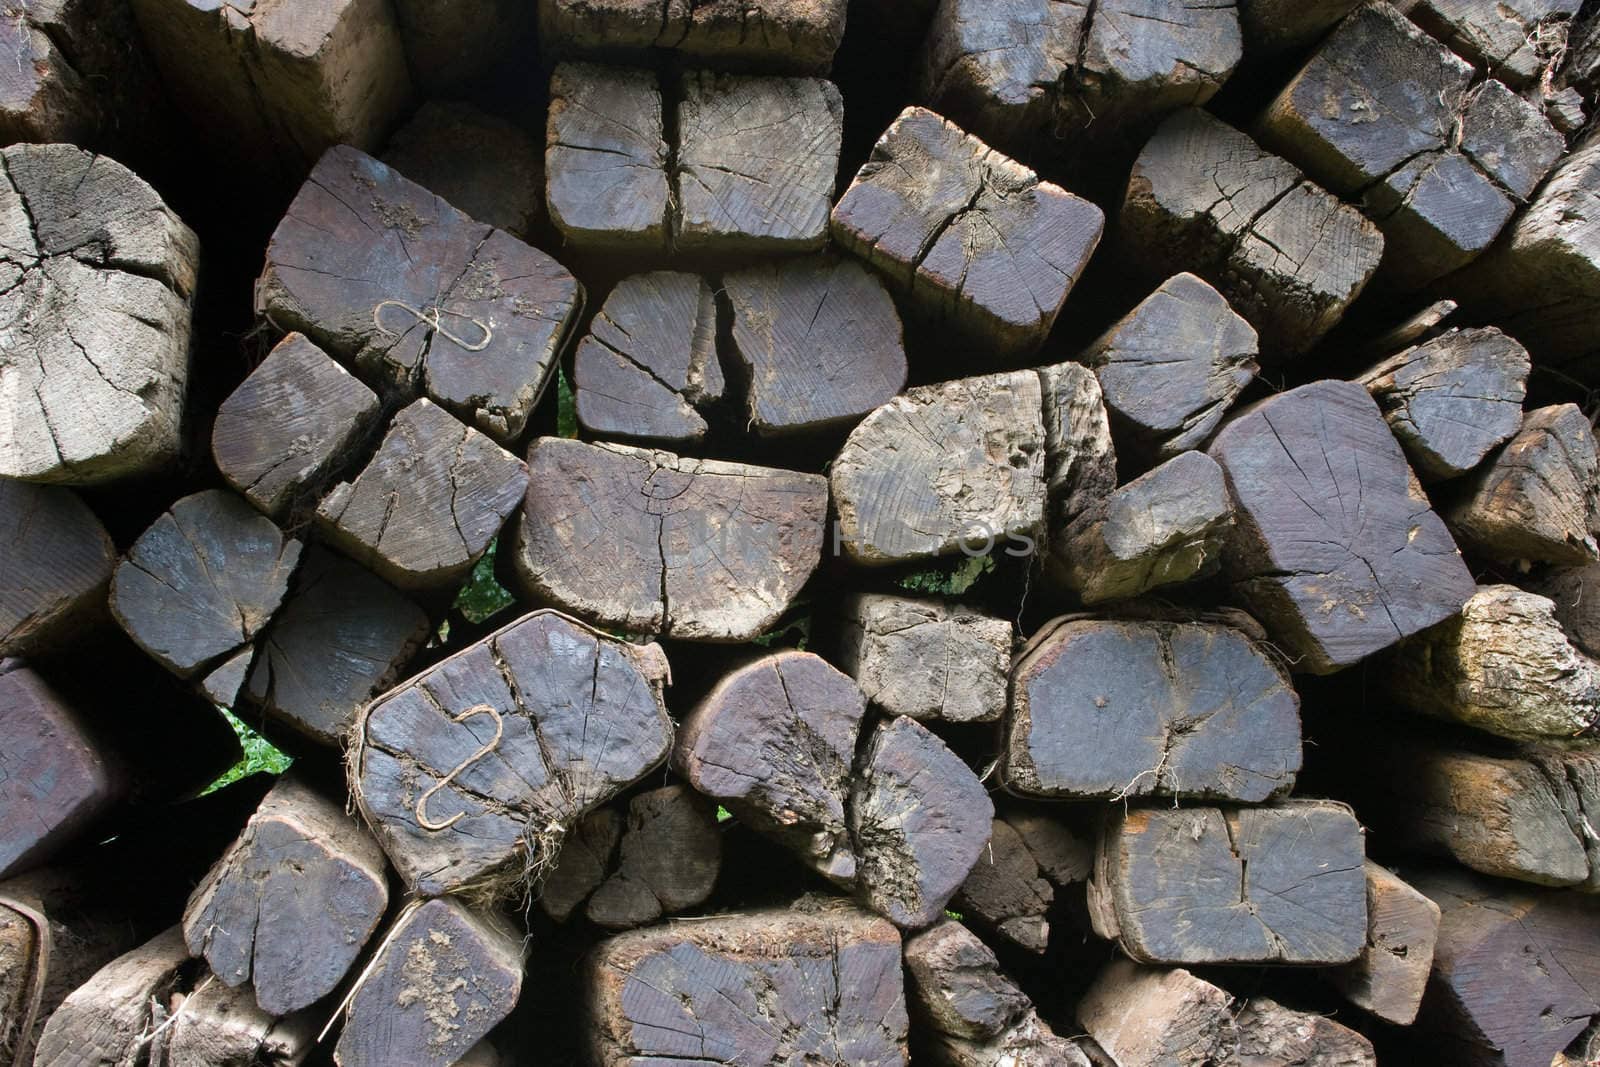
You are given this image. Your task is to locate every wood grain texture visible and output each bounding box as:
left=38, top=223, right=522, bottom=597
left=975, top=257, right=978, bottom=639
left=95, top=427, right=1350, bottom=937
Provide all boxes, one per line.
left=676, top=72, right=843, bottom=254
left=1122, top=109, right=1381, bottom=355
left=1006, top=614, right=1300, bottom=801
left=0, top=144, right=198, bottom=485
left=1229, top=997, right=1376, bottom=1066
left=584, top=900, right=908, bottom=1066
left=545, top=63, right=670, bottom=253
left=1079, top=273, right=1258, bottom=462
left=830, top=370, right=1045, bottom=566
left=836, top=593, right=1012, bottom=724
left=1055, top=450, right=1234, bottom=603
left=537, top=0, right=849, bottom=74
left=0, top=667, right=120, bottom=880
left=904, top=919, right=1088, bottom=1066
left=539, top=807, right=622, bottom=922
left=1446, top=404, right=1600, bottom=567
left=352, top=610, right=672, bottom=896
left=831, top=106, right=1103, bottom=355
left=849, top=715, right=994, bottom=928
left=573, top=271, right=722, bottom=444
left=1381, top=584, right=1600, bottom=741
left=212, top=332, right=380, bottom=519
left=382, top=100, right=543, bottom=238
left=259, top=145, right=582, bottom=443
left=1207, top=379, right=1476, bottom=673
left=1355, top=326, right=1529, bottom=481
left=1077, top=961, right=1233, bottom=1067
left=724, top=255, right=905, bottom=435
left=1412, top=867, right=1600, bottom=1067
left=245, top=547, right=430, bottom=747
left=111, top=489, right=302, bottom=680
left=674, top=651, right=865, bottom=883
left=32, top=926, right=190, bottom=1067
left=146, top=976, right=315, bottom=1067
left=183, top=776, right=388, bottom=1015
left=0, top=479, right=114, bottom=657
left=1040, top=360, right=1119, bottom=567
left=515, top=438, right=827, bottom=641
left=577, top=785, right=721, bottom=930
left=1327, top=861, right=1441, bottom=1025
left=335, top=898, right=523, bottom=1067
left=1408, top=0, right=1580, bottom=86
left=317, top=399, right=527, bottom=592
left=129, top=0, right=412, bottom=178
left=950, top=817, right=1054, bottom=953
left=921, top=0, right=1242, bottom=159
left=1088, top=800, right=1366, bottom=964
left=1537, top=561, right=1600, bottom=658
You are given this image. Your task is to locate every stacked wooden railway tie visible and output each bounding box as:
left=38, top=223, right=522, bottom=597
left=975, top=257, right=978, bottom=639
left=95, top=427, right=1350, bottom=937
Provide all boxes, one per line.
left=3, top=0, right=1600, bottom=1065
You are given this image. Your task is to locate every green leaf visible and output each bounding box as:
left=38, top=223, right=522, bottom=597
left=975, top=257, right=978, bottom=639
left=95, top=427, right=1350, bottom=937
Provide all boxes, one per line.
left=716, top=805, right=733, bottom=823
left=202, top=706, right=292, bottom=795
left=454, top=538, right=515, bottom=624
left=558, top=365, right=579, bottom=439
left=896, top=554, right=996, bottom=597
left=943, top=909, right=964, bottom=921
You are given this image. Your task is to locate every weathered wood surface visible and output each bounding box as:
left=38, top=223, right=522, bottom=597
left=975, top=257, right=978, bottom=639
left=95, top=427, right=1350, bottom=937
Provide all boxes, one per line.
left=830, top=370, right=1045, bottom=566
left=584, top=901, right=908, bottom=1066
left=904, top=920, right=1088, bottom=1067
left=1236, top=0, right=1362, bottom=55
left=0, top=0, right=158, bottom=147
left=182, top=776, right=388, bottom=1015
left=1055, top=451, right=1233, bottom=603
left=317, top=399, right=527, bottom=592
left=258, top=145, right=583, bottom=444
left=1381, top=584, right=1600, bottom=742
left=352, top=610, right=673, bottom=896
left=920, top=0, right=1242, bottom=158
left=579, top=785, right=721, bottom=930
left=1122, top=109, right=1382, bottom=356
left=539, top=808, right=622, bottom=922
left=0, top=144, right=199, bottom=485
left=1007, top=808, right=1094, bottom=887
left=1259, top=4, right=1561, bottom=288
left=831, top=106, right=1104, bottom=356
left=1412, top=868, right=1600, bottom=1067
left=950, top=817, right=1054, bottom=953
left=1079, top=273, right=1258, bottom=462
left=0, top=479, right=114, bottom=658
left=572, top=271, right=722, bottom=444
left=1537, top=561, right=1600, bottom=658
left=147, top=975, right=316, bottom=1067
left=1355, top=326, right=1529, bottom=482
left=515, top=438, right=828, bottom=640
left=836, top=593, right=1011, bottom=724
left=212, top=333, right=381, bottom=520
left=1446, top=404, right=1600, bottom=567
left=110, top=490, right=302, bottom=681
left=381, top=100, right=542, bottom=239
left=850, top=715, right=994, bottom=928
left=1327, top=861, right=1441, bottom=1025
left=675, top=72, right=843, bottom=254
left=391, top=0, right=531, bottom=90
left=1447, top=140, right=1600, bottom=382
left=538, top=0, right=849, bottom=73
left=31, top=925, right=190, bottom=1067
left=674, top=652, right=865, bottom=883
left=1207, top=379, right=1476, bottom=673
left=335, top=897, right=523, bottom=1067
left=724, top=255, right=905, bottom=435
left=1407, top=0, right=1579, bottom=87
left=129, top=0, right=412, bottom=179
left=244, top=547, right=430, bottom=747
left=1006, top=615, right=1300, bottom=801
left=545, top=63, right=670, bottom=253
left=1089, top=800, right=1367, bottom=964
left=1080, top=958, right=1377, bottom=1067
left=1355, top=736, right=1600, bottom=888
left=1040, top=360, right=1119, bottom=560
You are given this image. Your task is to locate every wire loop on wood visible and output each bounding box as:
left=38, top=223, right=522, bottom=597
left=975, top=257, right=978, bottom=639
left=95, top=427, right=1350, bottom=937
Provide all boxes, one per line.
left=371, top=299, right=493, bottom=352
left=415, top=703, right=504, bottom=832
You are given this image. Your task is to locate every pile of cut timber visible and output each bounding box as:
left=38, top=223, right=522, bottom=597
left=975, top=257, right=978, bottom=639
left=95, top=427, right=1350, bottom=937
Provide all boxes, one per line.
left=7, top=1, right=1600, bottom=1064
